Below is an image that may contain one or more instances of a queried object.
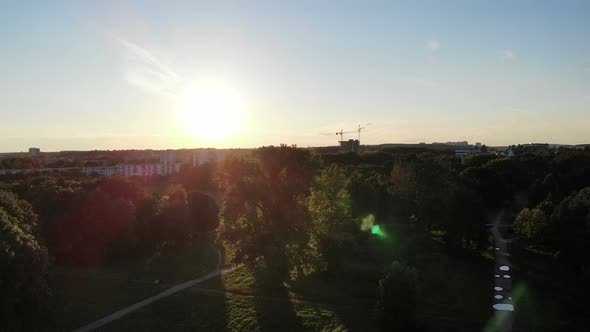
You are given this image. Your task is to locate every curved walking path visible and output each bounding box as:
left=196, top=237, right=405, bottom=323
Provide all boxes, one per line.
left=73, top=247, right=240, bottom=332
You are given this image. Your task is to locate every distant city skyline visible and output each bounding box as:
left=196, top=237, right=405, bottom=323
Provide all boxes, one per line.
left=1, top=1, right=590, bottom=152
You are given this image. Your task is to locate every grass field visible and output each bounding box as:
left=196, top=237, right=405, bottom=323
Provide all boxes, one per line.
left=49, top=241, right=218, bottom=331
left=99, top=224, right=494, bottom=332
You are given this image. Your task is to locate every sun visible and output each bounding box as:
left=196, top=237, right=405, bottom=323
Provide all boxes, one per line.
left=177, top=81, right=245, bottom=143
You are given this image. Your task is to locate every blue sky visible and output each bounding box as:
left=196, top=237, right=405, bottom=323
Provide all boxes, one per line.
left=1, top=1, right=589, bottom=151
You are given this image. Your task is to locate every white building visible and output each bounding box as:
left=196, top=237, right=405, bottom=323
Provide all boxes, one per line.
left=81, top=163, right=180, bottom=177
left=192, top=149, right=225, bottom=165
left=118, top=163, right=180, bottom=176
left=81, top=166, right=118, bottom=176
left=159, top=149, right=177, bottom=164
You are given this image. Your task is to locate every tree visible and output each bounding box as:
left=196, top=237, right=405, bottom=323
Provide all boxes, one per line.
left=306, top=165, right=354, bottom=272
left=460, top=153, right=497, bottom=169
left=217, top=146, right=313, bottom=280
left=444, top=184, right=487, bottom=250
left=0, top=191, right=50, bottom=331
left=133, top=194, right=163, bottom=255
left=158, top=185, right=190, bottom=247
left=349, top=170, right=389, bottom=219
left=514, top=207, right=550, bottom=244
left=0, top=190, right=38, bottom=234
left=388, top=157, right=418, bottom=218
left=460, top=166, right=508, bottom=208
left=47, top=188, right=136, bottom=266
left=178, top=163, right=215, bottom=191
left=187, top=191, right=219, bottom=236
left=550, top=187, right=590, bottom=271
left=389, top=155, right=453, bottom=227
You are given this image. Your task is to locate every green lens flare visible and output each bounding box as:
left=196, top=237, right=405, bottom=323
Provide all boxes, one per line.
left=371, top=225, right=386, bottom=238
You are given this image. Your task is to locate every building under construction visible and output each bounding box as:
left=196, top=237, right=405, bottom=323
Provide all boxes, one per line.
left=334, top=124, right=368, bottom=153
left=339, top=139, right=360, bottom=153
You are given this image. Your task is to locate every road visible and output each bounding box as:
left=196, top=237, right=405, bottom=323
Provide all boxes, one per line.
left=73, top=248, right=240, bottom=332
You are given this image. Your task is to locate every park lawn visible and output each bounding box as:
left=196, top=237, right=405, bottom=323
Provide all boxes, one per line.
left=98, top=287, right=360, bottom=332
left=98, top=244, right=381, bottom=331
left=49, top=241, right=218, bottom=331
left=101, top=267, right=376, bottom=331
left=101, top=224, right=494, bottom=332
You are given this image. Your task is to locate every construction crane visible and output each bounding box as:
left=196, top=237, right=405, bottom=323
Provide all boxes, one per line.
left=356, top=123, right=372, bottom=141
left=336, top=129, right=355, bottom=142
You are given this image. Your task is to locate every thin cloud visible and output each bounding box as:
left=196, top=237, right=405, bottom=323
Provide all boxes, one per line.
left=498, top=49, right=516, bottom=61
left=117, top=37, right=181, bottom=97
left=426, top=40, right=440, bottom=51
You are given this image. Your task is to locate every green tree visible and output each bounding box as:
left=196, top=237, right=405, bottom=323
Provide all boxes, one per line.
left=133, top=194, right=163, bottom=255
left=187, top=191, right=219, bottom=236
left=0, top=191, right=50, bottom=331
left=460, top=166, right=508, bottom=208
left=349, top=170, right=389, bottom=219
left=550, top=187, right=590, bottom=270
left=47, top=188, right=136, bottom=266
left=389, top=155, right=453, bottom=227
left=178, top=163, right=215, bottom=191
left=159, top=185, right=190, bottom=247
left=217, top=146, right=312, bottom=280
left=514, top=207, right=550, bottom=244
left=306, top=165, right=354, bottom=272
left=0, top=190, right=38, bottom=234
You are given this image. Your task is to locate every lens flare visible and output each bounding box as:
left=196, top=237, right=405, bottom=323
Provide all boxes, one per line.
left=360, top=214, right=375, bottom=231
left=371, top=224, right=386, bottom=238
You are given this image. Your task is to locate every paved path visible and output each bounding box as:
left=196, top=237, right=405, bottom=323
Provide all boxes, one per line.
left=73, top=248, right=240, bottom=332
left=490, top=209, right=515, bottom=332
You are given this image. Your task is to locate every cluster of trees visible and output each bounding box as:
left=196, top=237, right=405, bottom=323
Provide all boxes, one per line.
left=215, top=146, right=502, bottom=282
left=0, top=150, right=165, bottom=170
left=0, top=191, right=50, bottom=330
left=216, top=147, right=495, bottom=275
left=2, top=144, right=590, bottom=330
left=0, top=157, right=45, bottom=170
left=510, top=148, right=590, bottom=272
left=0, top=168, right=221, bottom=329
left=41, top=178, right=219, bottom=266
left=0, top=172, right=221, bottom=267
left=514, top=187, right=590, bottom=271
left=215, top=145, right=590, bottom=330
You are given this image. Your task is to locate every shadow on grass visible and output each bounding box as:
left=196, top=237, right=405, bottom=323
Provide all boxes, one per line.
left=194, top=275, right=230, bottom=332
left=91, top=275, right=230, bottom=331
left=252, top=267, right=305, bottom=332
left=287, top=269, right=379, bottom=332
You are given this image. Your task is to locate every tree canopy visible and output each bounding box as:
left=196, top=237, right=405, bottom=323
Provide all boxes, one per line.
left=0, top=191, right=50, bottom=331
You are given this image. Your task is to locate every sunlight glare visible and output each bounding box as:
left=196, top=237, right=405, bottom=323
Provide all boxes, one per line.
left=178, top=81, right=245, bottom=143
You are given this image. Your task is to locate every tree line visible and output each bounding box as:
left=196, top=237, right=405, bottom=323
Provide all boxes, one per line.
left=0, top=164, right=219, bottom=329
left=2, top=145, right=590, bottom=330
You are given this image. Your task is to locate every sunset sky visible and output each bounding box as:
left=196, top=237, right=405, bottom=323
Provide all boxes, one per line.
left=1, top=1, right=590, bottom=152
